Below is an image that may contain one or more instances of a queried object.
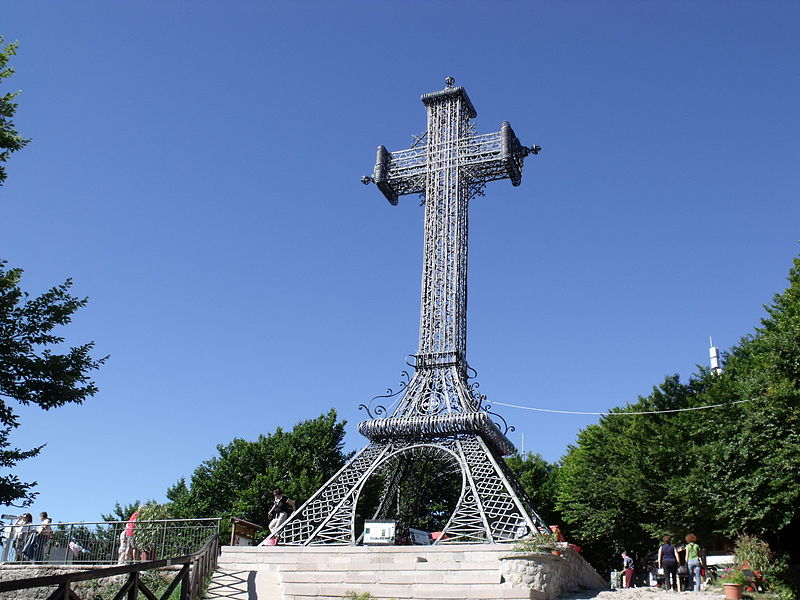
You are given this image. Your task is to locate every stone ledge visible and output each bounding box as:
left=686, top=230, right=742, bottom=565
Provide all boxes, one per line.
left=498, top=547, right=607, bottom=600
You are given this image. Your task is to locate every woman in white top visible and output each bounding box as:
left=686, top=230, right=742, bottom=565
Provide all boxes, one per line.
left=12, top=513, right=33, bottom=559
left=32, top=512, right=53, bottom=562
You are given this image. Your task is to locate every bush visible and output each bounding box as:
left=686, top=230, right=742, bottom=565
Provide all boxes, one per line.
left=513, top=531, right=559, bottom=553
left=136, top=501, right=173, bottom=554
left=343, top=593, right=376, bottom=600
left=734, top=534, right=773, bottom=573
left=730, top=535, right=797, bottom=600
left=762, top=554, right=797, bottom=600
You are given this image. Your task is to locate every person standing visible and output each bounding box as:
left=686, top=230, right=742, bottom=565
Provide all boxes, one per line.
left=32, top=512, right=53, bottom=562
left=12, top=513, right=32, bottom=560
left=621, top=551, right=635, bottom=588
left=117, top=508, right=139, bottom=564
left=268, top=489, right=296, bottom=534
left=658, top=534, right=680, bottom=591
left=684, top=533, right=703, bottom=591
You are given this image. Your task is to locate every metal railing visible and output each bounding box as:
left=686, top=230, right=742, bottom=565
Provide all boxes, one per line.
left=1, top=518, right=220, bottom=565
left=0, top=533, right=220, bottom=600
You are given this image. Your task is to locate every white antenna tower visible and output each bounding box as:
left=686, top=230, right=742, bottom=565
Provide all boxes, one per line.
left=709, top=336, right=722, bottom=375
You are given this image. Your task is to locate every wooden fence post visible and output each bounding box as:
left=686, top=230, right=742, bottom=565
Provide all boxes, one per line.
left=127, top=571, right=139, bottom=600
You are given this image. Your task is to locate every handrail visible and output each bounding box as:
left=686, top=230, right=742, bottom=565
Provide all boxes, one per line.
left=1, top=518, right=220, bottom=565
left=0, top=533, right=220, bottom=600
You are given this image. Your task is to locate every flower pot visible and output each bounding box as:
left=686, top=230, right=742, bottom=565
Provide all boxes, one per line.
left=723, top=583, right=743, bottom=600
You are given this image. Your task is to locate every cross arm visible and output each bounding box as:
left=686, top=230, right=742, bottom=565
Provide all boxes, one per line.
left=361, top=144, right=427, bottom=205
left=361, top=121, right=540, bottom=205
left=460, top=121, right=539, bottom=187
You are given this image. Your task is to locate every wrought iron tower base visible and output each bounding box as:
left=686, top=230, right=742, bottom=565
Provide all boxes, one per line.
left=268, top=434, right=547, bottom=545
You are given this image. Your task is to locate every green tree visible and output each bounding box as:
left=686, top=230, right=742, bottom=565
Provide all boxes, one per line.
left=505, top=451, right=560, bottom=526
left=556, top=255, right=800, bottom=573
left=695, top=257, right=800, bottom=538
left=1, top=261, right=107, bottom=506
left=555, top=374, right=707, bottom=570
left=101, top=500, right=141, bottom=523
left=0, top=37, right=30, bottom=186
left=166, top=410, right=350, bottom=535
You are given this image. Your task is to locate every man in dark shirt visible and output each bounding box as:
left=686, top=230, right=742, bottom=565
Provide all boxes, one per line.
left=622, top=551, right=635, bottom=588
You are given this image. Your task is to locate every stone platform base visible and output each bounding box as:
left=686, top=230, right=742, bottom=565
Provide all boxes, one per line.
left=209, top=544, right=607, bottom=600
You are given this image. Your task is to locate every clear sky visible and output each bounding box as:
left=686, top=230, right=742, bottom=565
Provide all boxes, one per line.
left=2, top=1, right=798, bottom=524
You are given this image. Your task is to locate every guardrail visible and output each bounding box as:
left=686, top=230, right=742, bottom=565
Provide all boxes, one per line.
left=0, top=533, right=220, bottom=600
left=1, top=518, right=221, bottom=565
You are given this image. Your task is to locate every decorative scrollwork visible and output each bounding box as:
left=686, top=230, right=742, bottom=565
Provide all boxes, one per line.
left=357, top=411, right=515, bottom=456
left=359, top=370, right=411, bottom=419
left=481, top=401, right=515, bottom=436
left=467, top=181, right=487, bottom=201
left=467, top=380, right=488, bottom=415
left=357, top=402, right=387, bottom=419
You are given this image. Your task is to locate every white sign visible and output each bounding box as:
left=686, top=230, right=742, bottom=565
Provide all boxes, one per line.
left=363, top=520, right=396, bottom=545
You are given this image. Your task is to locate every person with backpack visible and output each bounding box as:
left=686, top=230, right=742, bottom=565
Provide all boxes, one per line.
left=658, top=534, right=680, bottom=591
left=684, top=533, right=703, bottom=591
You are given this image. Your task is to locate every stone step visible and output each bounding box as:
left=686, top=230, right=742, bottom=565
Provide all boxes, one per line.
left=210, top=544, right=605, bottom=600
left=220, top=558, right=502, bottom=572
left=280, top=582, right=531, bottom=600
left=220, top=547, right=507, bottom=563
left=277, top=569, right=500, bottom=585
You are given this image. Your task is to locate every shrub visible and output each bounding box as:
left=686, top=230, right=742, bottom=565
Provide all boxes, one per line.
left=734, top=534, right=773, bottom=573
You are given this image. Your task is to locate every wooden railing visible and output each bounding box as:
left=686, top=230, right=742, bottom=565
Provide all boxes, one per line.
left=0, top=534, right=219, bottom=600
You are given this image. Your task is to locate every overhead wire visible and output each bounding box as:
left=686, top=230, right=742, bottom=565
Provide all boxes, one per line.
left=491, top=398, right=752, bottom=416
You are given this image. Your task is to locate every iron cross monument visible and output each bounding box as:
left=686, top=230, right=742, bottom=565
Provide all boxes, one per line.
left=266, top=78, right=545, bottom=545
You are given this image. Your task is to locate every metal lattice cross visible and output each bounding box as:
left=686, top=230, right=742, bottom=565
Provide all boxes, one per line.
left=265, top=79, right=546, bottom=546
left=360, top=77, right=539, bottom=428
left=362, top=77, right=539, bottom=364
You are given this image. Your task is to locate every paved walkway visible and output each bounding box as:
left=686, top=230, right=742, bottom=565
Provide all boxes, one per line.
left=563, top=588, right=724, bottom=600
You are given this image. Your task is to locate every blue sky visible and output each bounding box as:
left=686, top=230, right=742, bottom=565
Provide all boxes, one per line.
left=2, top=1, right=798, bottom=524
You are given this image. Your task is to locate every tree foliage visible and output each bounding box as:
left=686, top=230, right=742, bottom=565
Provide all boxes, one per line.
left=166, top=410, right=350, bottom=533
left=354, top=446, right=463, bottom=539
left=101, top=500, right=141, bottom=523
left=556, top=256, right=800, bottom=572
left=0, top=37, right=30, bottom=186
left=0, top=261, right=107, bottom=506
left=505, top=451, right=560, bottom=526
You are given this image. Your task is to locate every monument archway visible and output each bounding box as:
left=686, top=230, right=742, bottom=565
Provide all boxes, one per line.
left=353, top=443, right=464, bottom=542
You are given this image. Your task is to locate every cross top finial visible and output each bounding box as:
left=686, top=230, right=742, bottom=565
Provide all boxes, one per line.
left=444, top=76, right=455, bottom=87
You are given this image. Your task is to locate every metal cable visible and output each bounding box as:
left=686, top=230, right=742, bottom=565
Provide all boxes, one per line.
left=491, top=398, right=752, bottom=416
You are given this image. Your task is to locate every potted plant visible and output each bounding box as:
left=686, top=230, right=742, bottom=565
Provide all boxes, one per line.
left=513, top=531, right=561, bottom=555
left=135, top=501, right=172, bottom=561
left=720, top=566, right=748, bottom=600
